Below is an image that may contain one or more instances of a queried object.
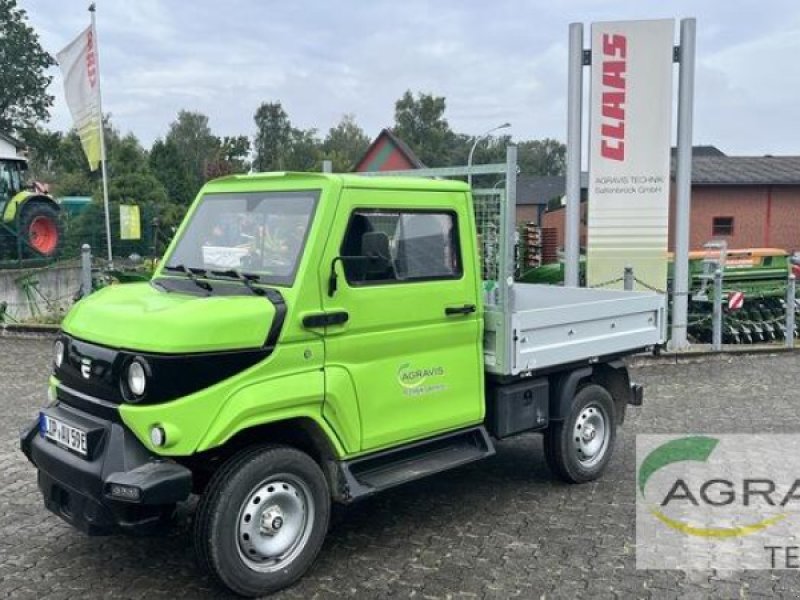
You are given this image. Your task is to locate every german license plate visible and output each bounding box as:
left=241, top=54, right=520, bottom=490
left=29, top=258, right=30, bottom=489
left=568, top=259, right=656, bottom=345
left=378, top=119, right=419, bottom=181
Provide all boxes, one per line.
left=40, top=413, right=87, bottom=456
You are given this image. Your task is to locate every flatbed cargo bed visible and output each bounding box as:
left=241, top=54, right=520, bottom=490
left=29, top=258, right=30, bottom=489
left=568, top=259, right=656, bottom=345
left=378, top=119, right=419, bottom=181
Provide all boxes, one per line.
left=484, top=283, right=666, bottom=375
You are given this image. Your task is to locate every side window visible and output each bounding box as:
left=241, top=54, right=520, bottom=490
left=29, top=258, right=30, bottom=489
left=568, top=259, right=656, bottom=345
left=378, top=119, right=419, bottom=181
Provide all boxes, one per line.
left=0, top=163, right=10, bottom=202
left=712, top=216, right=734, bottom=236
left=340, top=210, right=461, bottom=285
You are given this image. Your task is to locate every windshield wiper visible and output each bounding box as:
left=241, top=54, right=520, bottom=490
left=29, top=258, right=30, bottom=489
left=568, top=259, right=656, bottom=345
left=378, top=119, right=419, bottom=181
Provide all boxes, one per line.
left=163, top=264, right=213, bottom=291
left=209, top=269, right=265, bottom=296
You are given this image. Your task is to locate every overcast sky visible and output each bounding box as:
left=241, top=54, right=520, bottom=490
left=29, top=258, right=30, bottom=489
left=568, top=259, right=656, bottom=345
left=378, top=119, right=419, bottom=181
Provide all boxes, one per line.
left=20, top=0, right=800, bottom=156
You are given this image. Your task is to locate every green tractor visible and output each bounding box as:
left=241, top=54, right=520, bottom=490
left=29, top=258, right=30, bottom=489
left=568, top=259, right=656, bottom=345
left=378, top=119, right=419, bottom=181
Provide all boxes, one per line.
left=0, top=152, right=63, bottom=259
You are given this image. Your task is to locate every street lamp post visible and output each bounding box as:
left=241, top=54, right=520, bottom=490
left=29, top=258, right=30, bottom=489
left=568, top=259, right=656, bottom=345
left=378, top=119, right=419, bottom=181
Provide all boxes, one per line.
left=467, top=122, right=511, bottom=187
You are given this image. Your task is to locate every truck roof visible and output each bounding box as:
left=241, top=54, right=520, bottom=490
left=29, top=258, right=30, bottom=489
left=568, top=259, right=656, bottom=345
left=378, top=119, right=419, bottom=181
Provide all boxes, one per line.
left=204, top=171, right=470, bottom=193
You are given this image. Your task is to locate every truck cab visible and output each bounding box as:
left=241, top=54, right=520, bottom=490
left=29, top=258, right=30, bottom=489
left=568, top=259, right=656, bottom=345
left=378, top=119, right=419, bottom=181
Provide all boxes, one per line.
left=21, top=170, right=661, bottom=597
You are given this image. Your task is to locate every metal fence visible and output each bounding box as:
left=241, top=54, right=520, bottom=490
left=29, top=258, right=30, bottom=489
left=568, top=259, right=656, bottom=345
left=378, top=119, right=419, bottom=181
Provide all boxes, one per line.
left=0, top=202, right=175, bottom=270
left=589, top=265, right=800, bottom=351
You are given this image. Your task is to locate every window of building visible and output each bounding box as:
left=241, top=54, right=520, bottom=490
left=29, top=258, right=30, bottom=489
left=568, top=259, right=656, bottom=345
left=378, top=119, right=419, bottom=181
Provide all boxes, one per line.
left=340, top=210, right=461, bottom=285
left=712, top=216, right=734, bottom=236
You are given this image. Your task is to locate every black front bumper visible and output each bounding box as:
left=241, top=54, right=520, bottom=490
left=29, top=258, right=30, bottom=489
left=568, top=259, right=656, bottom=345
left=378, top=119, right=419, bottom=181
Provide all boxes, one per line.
left=20, top=400, right=191, bottom=536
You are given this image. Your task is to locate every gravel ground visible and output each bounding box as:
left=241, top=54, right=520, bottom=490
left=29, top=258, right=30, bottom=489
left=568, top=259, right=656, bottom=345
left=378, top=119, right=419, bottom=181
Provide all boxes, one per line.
left=2, top=337, right=800, bottom=599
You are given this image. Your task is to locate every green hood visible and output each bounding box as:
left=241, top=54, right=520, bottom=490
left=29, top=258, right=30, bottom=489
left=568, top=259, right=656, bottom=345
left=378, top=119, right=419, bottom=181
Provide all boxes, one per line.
left=62, top=282, right=275, bottom=353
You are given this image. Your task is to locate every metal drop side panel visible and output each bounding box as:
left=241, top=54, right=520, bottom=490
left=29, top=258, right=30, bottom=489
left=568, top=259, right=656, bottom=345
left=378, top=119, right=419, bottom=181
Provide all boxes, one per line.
left=485, top=284, right=666, bottom=376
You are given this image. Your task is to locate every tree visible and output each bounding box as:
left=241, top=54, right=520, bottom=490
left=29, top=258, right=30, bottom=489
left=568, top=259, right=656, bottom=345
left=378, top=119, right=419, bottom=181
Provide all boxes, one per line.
left=103, top=127, right=179, bottom=225
left=50, top=170, right=93, bottom=198
left=253, top=102, right=290, bottom=172
left=55, top=129, right=95, bottom=177
left=517, top=139, right=566, bottom=176
left=20, top=127, right=63, bottom=181
left=253, top=102, right=293, bottom=171
left=253, top=101, right=321, bottom=172
left=285, top=128, right=320, bottom=172
left=0, top=0, right=55, bottom=132
left=449, top=132, right=512, bottom=168
left=219, top=135, right=251, bottom=172
left=164, top=110, right=220, bottom=193
left=61, top=124, right=180, bottom=259
left=149, top=138, right=196, bottom=205
left=322, top=114, right=370, bottom=172
left=22, top=128, right=94, bottom=195
left=204, top=135, right=252, bottom=179
left=393, top=90, right=456, bottom=167
left=107, top=132, right=149, bottom=176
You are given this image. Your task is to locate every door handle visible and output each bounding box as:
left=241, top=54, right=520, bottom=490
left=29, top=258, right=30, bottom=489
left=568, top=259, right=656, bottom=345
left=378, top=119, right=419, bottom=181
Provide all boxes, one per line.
left=445, top=304, right=476, bottom=316
left=303, top=311, right=349, bottom=328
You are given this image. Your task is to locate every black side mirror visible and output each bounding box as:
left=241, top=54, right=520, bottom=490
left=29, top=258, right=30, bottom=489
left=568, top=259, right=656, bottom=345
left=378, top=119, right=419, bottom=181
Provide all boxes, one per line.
left=328, top=232, right=393, bottom=297
left=361, top=231, right=391, bottom=273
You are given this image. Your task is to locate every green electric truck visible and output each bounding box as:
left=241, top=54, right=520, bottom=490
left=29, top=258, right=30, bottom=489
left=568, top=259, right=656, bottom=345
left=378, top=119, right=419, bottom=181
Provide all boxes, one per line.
left=21, top=152, right=664, bottom=596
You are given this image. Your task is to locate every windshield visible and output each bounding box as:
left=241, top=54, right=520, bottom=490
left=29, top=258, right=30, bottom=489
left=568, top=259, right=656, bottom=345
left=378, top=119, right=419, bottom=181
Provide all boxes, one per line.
left=164, top=190, right=319, bottom=286
left=0, top=160, right=24, bottom=202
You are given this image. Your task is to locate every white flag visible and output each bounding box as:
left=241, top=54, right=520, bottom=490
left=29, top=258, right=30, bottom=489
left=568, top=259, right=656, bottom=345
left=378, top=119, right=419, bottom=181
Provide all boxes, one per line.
left=57, top=25, right=104, bottom=171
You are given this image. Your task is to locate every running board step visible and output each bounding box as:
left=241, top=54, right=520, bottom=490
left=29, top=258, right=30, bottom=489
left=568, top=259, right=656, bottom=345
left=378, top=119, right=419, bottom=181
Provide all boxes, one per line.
left=334, top=426, right=495, bottom=502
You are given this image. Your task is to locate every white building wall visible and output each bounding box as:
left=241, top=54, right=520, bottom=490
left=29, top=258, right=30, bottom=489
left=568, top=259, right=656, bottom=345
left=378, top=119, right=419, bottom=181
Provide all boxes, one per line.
left=0, top=138, right=21, bottom=160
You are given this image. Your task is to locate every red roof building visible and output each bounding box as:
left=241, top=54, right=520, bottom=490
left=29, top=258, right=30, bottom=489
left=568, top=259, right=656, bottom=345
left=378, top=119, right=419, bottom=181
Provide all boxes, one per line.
left=353, top=128, right=425, bottom=172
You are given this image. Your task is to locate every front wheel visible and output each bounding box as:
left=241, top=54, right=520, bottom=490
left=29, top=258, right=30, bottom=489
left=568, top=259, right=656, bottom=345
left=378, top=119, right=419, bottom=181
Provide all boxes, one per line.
left=544, top=384, right=616, bottom=483
left=194, top=446, right=330, bottom=597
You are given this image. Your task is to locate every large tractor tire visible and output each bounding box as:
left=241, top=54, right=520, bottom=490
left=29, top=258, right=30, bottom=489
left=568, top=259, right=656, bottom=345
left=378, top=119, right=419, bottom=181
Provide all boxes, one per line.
left=18, top=201, right=63, bottom=257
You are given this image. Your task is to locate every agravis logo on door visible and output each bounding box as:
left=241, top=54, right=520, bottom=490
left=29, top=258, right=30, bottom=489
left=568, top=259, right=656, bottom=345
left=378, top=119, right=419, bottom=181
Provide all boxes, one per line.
left=397, top=363, right=447, bottom=397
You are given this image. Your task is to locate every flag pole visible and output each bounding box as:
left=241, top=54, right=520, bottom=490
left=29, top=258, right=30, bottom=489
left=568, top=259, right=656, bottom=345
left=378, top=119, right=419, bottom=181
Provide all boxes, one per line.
left=89, top=3, right=113, bottom=266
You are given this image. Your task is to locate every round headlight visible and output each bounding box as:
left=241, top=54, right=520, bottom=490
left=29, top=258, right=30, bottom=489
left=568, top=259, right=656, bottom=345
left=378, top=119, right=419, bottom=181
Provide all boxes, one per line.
left=127, top=360, right=147, bottom=397
left=53, top=340, right=65, bottom=369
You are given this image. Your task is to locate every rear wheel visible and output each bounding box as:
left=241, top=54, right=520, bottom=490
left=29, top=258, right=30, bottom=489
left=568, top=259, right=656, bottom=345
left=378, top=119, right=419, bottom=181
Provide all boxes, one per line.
left=19, top=201, right=62, bottom=257
left=194, top=446, right=330, bottom=597
left=544, top=384, right=616, bottom=483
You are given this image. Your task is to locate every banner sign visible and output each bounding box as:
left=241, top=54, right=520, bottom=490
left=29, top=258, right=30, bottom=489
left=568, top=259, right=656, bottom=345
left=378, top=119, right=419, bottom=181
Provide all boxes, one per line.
left=57, top=25, right=104, bottom=171
left=119, top=204, right=141, bottom=240
left=587, top=19, right=674, bottom=291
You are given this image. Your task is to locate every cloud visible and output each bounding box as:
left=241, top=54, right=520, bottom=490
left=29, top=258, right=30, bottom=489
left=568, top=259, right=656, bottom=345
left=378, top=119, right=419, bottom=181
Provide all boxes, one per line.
left=21, top=0, right=800, bottom=155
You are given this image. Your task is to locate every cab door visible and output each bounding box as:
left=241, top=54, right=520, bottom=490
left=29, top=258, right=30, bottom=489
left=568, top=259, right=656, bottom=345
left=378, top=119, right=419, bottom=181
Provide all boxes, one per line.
left=318, top=187, right=483, bottom=452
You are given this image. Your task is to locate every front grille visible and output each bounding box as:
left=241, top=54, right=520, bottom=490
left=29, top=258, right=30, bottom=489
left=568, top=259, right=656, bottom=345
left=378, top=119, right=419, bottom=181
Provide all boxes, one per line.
left=56, top=336, right=125, bottom=403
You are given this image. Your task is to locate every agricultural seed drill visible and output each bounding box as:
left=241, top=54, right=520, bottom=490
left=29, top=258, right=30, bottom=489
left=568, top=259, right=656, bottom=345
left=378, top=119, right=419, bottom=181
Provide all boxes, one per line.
left=518, top=241, right=799, bottom=345
left=682, top=243, right=799, bottom=344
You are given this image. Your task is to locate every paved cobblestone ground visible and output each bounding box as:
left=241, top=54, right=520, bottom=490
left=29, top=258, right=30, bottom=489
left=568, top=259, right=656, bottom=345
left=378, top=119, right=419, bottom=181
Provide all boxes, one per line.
left=2, top=337, right=800, bottom=599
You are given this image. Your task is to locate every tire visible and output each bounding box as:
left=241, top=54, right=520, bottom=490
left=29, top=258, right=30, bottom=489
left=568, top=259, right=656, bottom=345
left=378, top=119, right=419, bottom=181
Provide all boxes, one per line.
left=193, top=445, right=330, bottom=597
left=544, top=384, right=616, bottom=483
left=19, top=201, right=62, bottom=257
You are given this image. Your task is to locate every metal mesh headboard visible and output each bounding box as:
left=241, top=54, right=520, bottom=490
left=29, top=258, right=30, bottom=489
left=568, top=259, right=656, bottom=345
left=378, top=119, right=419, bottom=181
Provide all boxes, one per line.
left=471, top=189, right=504, bottom=308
